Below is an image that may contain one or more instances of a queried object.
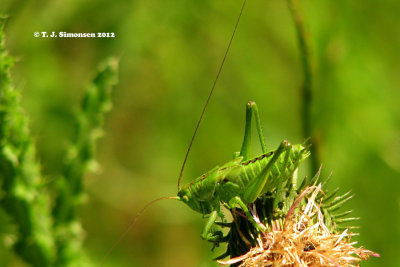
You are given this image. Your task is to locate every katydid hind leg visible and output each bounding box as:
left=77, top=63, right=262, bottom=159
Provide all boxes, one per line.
left=239, top=102, right=253, bottom=160
left=251, top=101, right=267, bottom=154
left=239, top=101, right=267, bottom=161
left=273, top=144, right=292, bottom=211
left=242, top=140, right=290, bottom=204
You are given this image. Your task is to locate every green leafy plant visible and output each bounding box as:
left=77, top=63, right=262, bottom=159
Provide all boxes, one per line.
left=0, top=18, right=56, bottom=266
left=0, top=18, right=118, bottom=266
left=52, top=57, right=118, bottom=267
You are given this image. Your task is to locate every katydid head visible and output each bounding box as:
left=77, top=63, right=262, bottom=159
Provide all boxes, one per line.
left=178, top=187, right=214, bottom=214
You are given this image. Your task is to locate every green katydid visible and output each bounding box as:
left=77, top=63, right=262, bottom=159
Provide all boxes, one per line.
left=176, top=100, right=310, bottom=242
left=102, top=100, right=310, bottom=263
left=102, top=0, right=309, bottom=262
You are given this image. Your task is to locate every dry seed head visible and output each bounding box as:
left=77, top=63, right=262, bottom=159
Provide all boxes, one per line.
left=218, top=186, right=379, bottom=267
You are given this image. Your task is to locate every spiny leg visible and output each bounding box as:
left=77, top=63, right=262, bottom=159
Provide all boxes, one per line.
left=239, top=102, right=253, bottom=160
left=273, top=143, right=292, bottom=212
left=251, top=101, right=267, bottom=154
left=239, top=101, right=267, bottom=161
left=229, top=141, right=291, bottom=231
left=242, top=140, right=290, bottom=204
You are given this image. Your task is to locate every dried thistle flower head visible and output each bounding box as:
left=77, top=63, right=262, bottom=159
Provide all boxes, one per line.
left=218, top=186, right=379, bottom=267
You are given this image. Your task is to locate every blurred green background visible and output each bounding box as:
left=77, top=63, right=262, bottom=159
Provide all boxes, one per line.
left=1, top=0, right=399, bottom=266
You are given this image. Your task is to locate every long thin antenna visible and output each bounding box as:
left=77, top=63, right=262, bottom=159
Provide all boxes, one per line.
left=101, top=196, right=179, bottom=265
left=177, top=0, right=248, bottom=190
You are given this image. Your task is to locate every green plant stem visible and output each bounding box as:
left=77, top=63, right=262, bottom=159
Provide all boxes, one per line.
left=0, top=19, right=55, bottom=267
left=52, top=58, right=118, bottom=266
left=287, top=0, right=320, bottom=174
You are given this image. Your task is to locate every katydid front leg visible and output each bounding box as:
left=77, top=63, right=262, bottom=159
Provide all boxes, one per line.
left=201, top=210, right=223, bottom=242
